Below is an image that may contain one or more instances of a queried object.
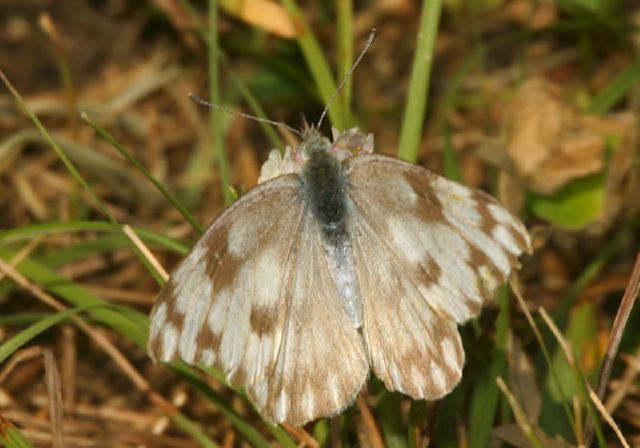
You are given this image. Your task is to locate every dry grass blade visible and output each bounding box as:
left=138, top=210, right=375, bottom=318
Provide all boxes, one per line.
left=0, top=257, right=176, bottom=416
left=539, top=308, right=575, bottom=366
left=356, top=394, right=384, bottom=448
left=573, top=396, right=583, bottom=445
left=539, top=306, right=632, bottom=447
left=0, top=347, right=64, bottom=448
left=605, top=349, right=640, bottom=413
left=508, top=333, right=542, bottom=420
left=42, top=349, right=64, bottom=448
left=587, top=389, right=630, bottom=448
left=60, top=325, right=76, bottom=411
left=0, top=237, right=43, bottom=283
left=495, top=376, right=544, bottom=448
left=510, top=277, right=577, bottom=431
left=330, top=416, right=342, bottom=448
left=281, top=423, right=319, bottom=448
left=585, top=251, right=640, bottom=446
left=122, top=224, right=169, bottom=282
left=38, top=12, right=78, bottom=137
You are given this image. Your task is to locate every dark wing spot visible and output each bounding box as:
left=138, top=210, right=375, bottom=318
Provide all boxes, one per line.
left=472, top=190, right=500, bottom=238
left=149, top=278, right=185, bottom=361
left=402, top=172, right=449, bottom=224
left=250, top=305, right=277, bottom=336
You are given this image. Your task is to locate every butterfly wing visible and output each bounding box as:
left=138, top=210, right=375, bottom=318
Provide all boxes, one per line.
left=148, top=174, right=368, bottom=425
left=344, top=154, right=531, bottom=399
left=148, top=175, right=302, bottom=372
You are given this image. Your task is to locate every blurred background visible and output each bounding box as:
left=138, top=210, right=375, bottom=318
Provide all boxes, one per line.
left=1, top=0, right=639, bottom=447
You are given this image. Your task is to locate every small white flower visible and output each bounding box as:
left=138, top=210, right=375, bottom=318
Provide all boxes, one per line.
left=330, top=127, right=374, bottom=160
left=258, top=149, right=284, bottom=184
left=257, top=127, right=375, bottom=184
left=258, top=146, right=303, bottom=184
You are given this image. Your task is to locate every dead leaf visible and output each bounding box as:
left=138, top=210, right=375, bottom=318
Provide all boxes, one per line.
left=583, top=112, right=637, bottom=234
left=221, top=0, right=297, bottom=38
left=149, top=0, right=201, bottom=50
left=504, top=78, right=609, bottom=195
left=508, top=333, right=542, bottom=421
left=497, top=77, right=635, bottom=231
left=492, top=423, right=573, bottom=448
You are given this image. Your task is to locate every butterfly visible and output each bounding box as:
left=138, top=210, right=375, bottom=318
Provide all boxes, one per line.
left=147, top=126, right=531, bottom=426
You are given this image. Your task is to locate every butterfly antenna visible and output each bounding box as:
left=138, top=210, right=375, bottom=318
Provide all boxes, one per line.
left=188, top=93, right=303, bottom=137
left=316, top=28, right=377, bottom=129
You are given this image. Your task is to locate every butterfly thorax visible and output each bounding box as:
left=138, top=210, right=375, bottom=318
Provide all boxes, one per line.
left=299, top=130, right=347, bottom=239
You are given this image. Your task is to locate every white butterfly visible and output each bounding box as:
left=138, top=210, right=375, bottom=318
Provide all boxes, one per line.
left=148, top=126, right=531, bottom=426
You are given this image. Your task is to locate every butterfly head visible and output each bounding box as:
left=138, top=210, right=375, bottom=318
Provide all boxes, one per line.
left=298, top=126, right=332, bottom=160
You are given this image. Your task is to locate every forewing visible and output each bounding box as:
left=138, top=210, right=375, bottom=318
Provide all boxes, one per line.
left=345, top=154, right=531, bottom=322
left=246, top=212, right=369, bottom=425
left=344, top=154, right=531, bottom=399
left=148, top=174, right=303, bottom=385
left=148, top=174, right=368, bottom=426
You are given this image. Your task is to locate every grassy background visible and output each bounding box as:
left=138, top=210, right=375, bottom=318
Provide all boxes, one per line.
left=1, top=0, right=640, bottom=446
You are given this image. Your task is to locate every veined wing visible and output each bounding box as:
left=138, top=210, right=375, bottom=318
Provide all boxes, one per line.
left=148, top=174, right=303, bottom=382
left=344, top=154, right=530, bottom=399
left=148, top=174, right=368, bottom=425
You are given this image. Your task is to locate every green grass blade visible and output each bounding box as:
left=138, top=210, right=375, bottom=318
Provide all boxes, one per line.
left=176, top=0, right=284, bottom=150
left=0, top=70, right=175, bottom=286
left=397, top=0, right=442, bottom=162
left=169, top=413, right=219, bottom=448
left=539, top=307, right=607, bottom=446
left=541, top=302, right=597, bottom=439
left=377, top=392, right=406, bottom=448
left=81, top=113, right=203, bottom=234
left=267, top=425, right=299, bottom=448
left=468, top=286, right=510, bottom=448
left=337, top=0, right=354, bottom=126
left=0, top=418, right=34, bottom=448
left=312, top=419, right=330, bottom=446
left=197, top=366, right=296, bottom=446
left=0, top=249, right=283, bottom=446
left=588, top=60, right=640, bottom=115
left=0, top=307, right=92, bottom=364
left=442, top=123, right=462, bottom=182
left=36, top=235, right=174, bottom=269
left=433, top=383, right=466, bottom=446
left=0, top=70, right=115, bottom=224
left=280, top=0, right=345, bottom=129
left=574, top=369, right=606, bottom=447
left=0, top=313, right=53, bottom=326
left=0, top=221, right=189, bottom=255
left=221, top=53, right=285, bottom=150
left=0, top=249, right=148, bottom=345
left=0, top=305, right=218, bottom=448
left=208, top=0, right=232, bottom=205
left=511, top=282, right=577, bottom=440
left=407, top=400, right=427, bottom=448
left=552, top=227, right=628, bottom=327
left=172, top=362, right=287, bottom=448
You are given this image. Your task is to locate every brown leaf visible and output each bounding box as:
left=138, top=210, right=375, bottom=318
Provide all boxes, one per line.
left=507, top=333, right=541, bottom=421
left=221, top=0, right=297, bottom=38
left=504, top=78, right=608, bottom=195
left=492, top=423, right=573, bottom=448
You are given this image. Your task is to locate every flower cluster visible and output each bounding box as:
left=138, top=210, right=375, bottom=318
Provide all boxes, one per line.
left=258, top=127, right=374, bottom=184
